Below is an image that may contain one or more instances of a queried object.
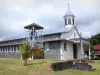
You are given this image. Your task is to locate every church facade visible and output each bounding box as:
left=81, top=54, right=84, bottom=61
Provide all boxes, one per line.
left=0, top=6, right=90, bottom=60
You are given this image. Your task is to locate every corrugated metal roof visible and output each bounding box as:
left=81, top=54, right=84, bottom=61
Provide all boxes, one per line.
left=65, top=8, right=74, bottom=16
left=42, top=26, right=73, bottom=35
left=0, top=26, right=73, bottom=42
left=24, top=23, right=43, bottom=30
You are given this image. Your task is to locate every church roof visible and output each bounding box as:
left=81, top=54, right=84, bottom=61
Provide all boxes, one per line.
left=65, top=8, right=74, bottom=16
left=0, top=26, right=74, bottom=42
left=42, top=26, right=74, bottom=36
left=24, top=23, right=43, bottom=30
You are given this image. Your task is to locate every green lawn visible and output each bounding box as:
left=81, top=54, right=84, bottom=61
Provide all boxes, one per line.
left=0, top=58, right=100, bottom=75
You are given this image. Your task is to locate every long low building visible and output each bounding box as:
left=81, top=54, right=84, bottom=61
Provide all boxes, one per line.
left=0, top=38, right=25, bottom=58
left=0, top=32, right=89, bottom=60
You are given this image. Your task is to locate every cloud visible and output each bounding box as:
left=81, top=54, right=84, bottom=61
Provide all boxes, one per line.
left=40, top=4, right=56, bottom=14
left=0, top=0, right=100, bottom=40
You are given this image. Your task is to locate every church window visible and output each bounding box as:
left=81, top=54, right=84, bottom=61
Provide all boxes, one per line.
left=68, top=18, right=71, bottom=24
left=74, top=32, right=76, bottom=38
left=2, top=46, right=6, bottom=52
left=14, top=45, right=16, bottom=52
left=2, top=47, right=4, bottom=52
left=65, top=19, right=67, bottom=25
left=8, top=46, right=10, bottom=51
left=17, top=45, right=19, bottom=51
left=73, top=19, right=74, bottom=25
left=64, top=42, right=67, bottom=51
left=0, top=47, right=1, bottom=52
left=44, top=43, right=49, bottom=52
left=49, top=41, right=60, bottom=50
left=0, top=47, right=2, bottom=52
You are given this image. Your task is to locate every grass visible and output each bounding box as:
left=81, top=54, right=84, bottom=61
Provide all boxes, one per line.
left=0, top=58, right=100, bottom=75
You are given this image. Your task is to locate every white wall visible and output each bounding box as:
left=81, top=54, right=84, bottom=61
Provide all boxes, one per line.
left=77, top=43, right=84, bottom=58
left=61, top=27, right=80, bottom=40
left=62, top=41, right=84, bottom=60
left=62, top=41, right=74, bottom=60
left=61, top=27, right=75, bottom=40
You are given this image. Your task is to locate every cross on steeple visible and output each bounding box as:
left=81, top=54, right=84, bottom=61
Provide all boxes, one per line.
left=68, top=2, right=69, bottom=9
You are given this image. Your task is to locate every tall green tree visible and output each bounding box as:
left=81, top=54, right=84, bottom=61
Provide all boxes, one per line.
left=89, top=33, right=100, bottom=45
left=88, top=33, right=100, bottom=57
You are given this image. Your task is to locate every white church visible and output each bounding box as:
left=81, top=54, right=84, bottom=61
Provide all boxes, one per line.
left=0, top=5, right=91, bottom=60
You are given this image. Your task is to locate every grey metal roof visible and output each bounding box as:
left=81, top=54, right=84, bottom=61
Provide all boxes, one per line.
left=42, top=26, right=73, bottom=36
left=43, top=38, right=74, bottom=43
left=0, top=37, right=25, bottom=43
left=65, top=8, right=74, bottom=16
left=43, top=38, right=67, bottom=42
left=24, top=23, right=43, bottom=30
left=0, top=26, right=73, bottom=42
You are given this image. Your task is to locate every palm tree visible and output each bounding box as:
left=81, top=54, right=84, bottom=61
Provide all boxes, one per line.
left=32, top=45, right=44, bottom=59
left=19, top=41, right=31, bottom=66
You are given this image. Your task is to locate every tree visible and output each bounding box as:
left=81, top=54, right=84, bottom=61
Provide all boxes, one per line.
left=88, top=33, right=100, bottom=57
left=32, top=45, right=44, bottom=59
left=19, top=41, right=31, bottom=66
left=20, top=41, right=44, bottom=66
left=89, top=33, right=100, bottom=45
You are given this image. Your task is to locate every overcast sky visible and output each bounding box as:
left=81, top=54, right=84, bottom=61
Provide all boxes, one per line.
left=0, top=0, right=100, bottom=41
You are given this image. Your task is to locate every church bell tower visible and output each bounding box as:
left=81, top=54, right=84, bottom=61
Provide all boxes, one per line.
left=63, top=3, right=75, bottom=27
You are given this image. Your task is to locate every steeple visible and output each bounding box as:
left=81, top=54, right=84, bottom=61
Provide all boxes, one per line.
left=64, top=3, right=75, bottom=27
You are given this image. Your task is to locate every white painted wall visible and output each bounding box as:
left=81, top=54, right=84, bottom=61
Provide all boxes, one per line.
left=63, top=41, right=74, bottom=60
left=61, top=27, right=80, bottom=40
left=67, top=30, right=80, bottom=40
left=61, top=27, right=74, bottom=40
left=62, top=42, right=84, bottom=60
left=77, top=43, right=84, bottom=58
